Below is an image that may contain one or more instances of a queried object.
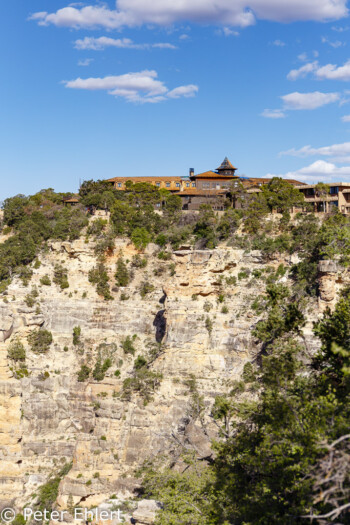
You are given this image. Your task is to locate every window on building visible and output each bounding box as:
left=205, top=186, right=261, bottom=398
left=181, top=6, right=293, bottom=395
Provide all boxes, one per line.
left=203, top=182, right=210, bottom=189
left=117, top=183, right=122, bottom=188
left=156, top=182, right=160, bottom=187
left=192, top=182, right=196, bottom=187
left=186, top=182, right=190, bottom=187
left=330, top=186, right=339, bottom=195
left=212, top=182, right=217, bottom=188
left=166, top=182, right=170, bottom=187
left=176, top=182, right=180, bottom=187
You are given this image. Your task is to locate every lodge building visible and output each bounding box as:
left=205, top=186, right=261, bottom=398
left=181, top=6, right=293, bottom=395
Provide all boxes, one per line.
left=61, top=156, right=350, bottom=215
left=106, top=157, right=305, bottom=211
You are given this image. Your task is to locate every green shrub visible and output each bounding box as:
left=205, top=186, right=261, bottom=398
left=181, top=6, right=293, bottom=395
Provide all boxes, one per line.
left=158, top=250, right=171, bottom=261
left=121, top=368, right=163, bottom=403
left=121, top=336, right=137, bottom=355
left=115, top=258, right=129, bottom=287
left=139, top=281, right=155, bottom=298
left=205, top=316, right=213, bottom=334
left=114, top=369, right=121, bottom=377
left=13, top=367, right=29, bottom=379
left=221, top=305, right=229, bottom=314
left=24, top=294, right=36, bottom=308
left=77, top=365, right=91, bottom=382
left=36, top=462, right=72, bottom=512
left=28, top=329, right=53, bottom=354
left=134, top=355, right=147, bottom=369
left=12, top=515, right=26, bottom=525
left=225, top=275, right=237, bottom=286
left=131, top=227, right=151, bottom=250
left=53, top=265, right=69, bottom=289
left=38, top=371, right=50, bottom=381
left=88, top=263, right=113, bottom=300
left=131, top=254, right=148, bottom=268
left=155, top=233, right=167, bottom=247
left=40, top=275, right=51, bottom=286
left=92, top=357, right=112, bottom=381
left=7, top=339, right=26, bottom=361
left=73, top=326, right=81, bottom=346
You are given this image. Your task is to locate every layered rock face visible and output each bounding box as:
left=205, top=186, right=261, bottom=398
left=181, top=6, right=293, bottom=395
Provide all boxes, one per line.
left=0, top=238, right=334, bottom=521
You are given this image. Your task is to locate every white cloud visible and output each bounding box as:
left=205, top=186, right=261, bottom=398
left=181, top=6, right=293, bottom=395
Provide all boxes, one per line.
left=298, top=52, right=308, bottom=61
left=267, top=160, right=350, bottom=182
left=316, top=60, right=350, bottom=81
left=321, top=36, right=344, bottom=48
left=74, top=36, right=177, bottom=50
left=78, top=58, right=94, bottom=66
left=281, top=91, right=340, bottom=110
left=286, top=59, right=350, bottom=82
left=280, top=141, right=350, bottom=162
left=287, top=61, right=318, bottom=80
left=342, top=115, right=350, bottom=122
left=261, top=109, right=286, bottom=118
left=167, top=85, right=198, bottom=98
left=332, top=25, right=349, bottom=31
left=272, top=39, right=286, bottom=46
left=29, top=0, right=349, bottom=30
left=222, top=27, right=239, bottom=36
left=179, top=33, right=190, bottom=40
left=63, top=70, right=198, bottom=103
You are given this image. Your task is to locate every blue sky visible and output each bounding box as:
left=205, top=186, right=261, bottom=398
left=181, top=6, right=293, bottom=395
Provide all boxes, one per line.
left=2, top=1, right=350, bottom=199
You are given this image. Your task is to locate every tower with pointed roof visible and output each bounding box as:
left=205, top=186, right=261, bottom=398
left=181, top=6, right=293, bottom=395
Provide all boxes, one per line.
left=216, top=157, right=237, bottom=177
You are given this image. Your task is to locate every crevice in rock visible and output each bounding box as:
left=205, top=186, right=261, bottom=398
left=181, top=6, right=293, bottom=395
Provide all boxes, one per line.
left=153, top=310, right=167, bottom=343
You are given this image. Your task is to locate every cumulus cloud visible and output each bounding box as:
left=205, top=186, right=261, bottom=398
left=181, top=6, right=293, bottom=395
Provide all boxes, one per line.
left=316, top=60, right=350, bottom=81
left=287, top=61, right=318, bottom=80
left=78, top=58, right=93, bottom=66
left=342, top=115, right=350, bottom=122
left=267, top=160, right=350, bottom=183
left=29, top=0, right=349, bottom=30
left=321, top=36, right=344, bottom=47
left=287, top=59, right=350, bottom=82
left=63, top=70, right=198, bottom=103
left=281, top=91, right=340, bottom=110
left=74, top=36, right=177, bottom=50
left=261, top=109, right=286, bottom=118
left=280, top=141, right=350, bottom=162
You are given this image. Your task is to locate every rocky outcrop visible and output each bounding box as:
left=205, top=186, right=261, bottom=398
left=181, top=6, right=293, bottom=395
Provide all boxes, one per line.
left=0, top=238, right=325, bottom=519
left=0, top=305, right=14, bottom=342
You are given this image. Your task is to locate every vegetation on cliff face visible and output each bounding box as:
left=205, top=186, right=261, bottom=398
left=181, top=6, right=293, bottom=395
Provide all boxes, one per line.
left=1, top=179, right=350, bottom=297
left=139, top=289, right=350, bottom=524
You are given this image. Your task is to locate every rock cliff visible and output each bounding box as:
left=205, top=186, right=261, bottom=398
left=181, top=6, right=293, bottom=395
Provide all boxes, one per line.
left=0, top=236, right=344, bottom=523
